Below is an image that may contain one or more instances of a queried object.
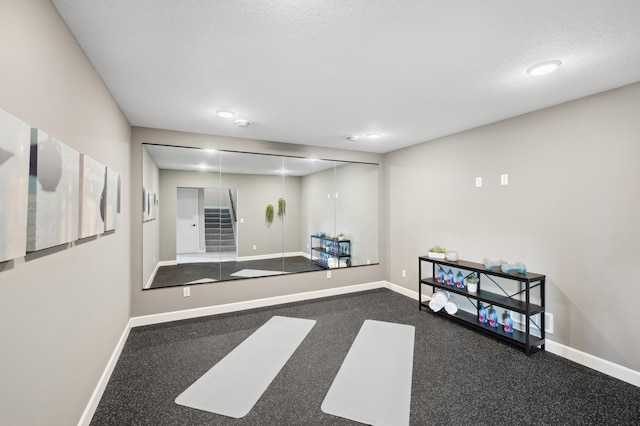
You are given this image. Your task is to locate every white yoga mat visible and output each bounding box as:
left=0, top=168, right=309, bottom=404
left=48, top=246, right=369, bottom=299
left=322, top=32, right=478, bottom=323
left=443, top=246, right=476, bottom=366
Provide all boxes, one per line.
left=321, top=320, right=415, bottom=426
left=183, top=278, right=217, bottom=284
left=175, top=316, right=316, bottom=418
left=230, top=269, right=288, bottom=278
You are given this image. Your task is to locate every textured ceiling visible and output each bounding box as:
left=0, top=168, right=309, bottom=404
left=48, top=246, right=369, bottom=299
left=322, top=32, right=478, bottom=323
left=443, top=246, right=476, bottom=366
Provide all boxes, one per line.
left=51, top=0, right=640, bottom=153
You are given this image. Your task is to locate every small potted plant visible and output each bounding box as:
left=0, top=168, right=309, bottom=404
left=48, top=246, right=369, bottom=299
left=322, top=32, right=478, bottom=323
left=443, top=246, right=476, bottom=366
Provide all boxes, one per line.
left=428, top=246, right=447, bottom=259
left=466, top=274, right=479, bottom=293
left=265, top=204, right=274, bottom=227
left=338, top=232, right=344, bottom=240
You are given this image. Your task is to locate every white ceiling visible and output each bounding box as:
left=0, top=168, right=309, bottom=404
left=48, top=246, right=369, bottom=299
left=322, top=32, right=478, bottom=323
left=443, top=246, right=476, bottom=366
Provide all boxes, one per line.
left=51, top=0, right=640, bottom=154
left=144, top=144, right=340, bottom=176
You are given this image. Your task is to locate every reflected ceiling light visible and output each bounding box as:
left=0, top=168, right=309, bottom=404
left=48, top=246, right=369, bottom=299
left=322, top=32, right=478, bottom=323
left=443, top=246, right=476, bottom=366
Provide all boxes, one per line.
left=235, top=119, right=251, bottom=127
left=366, top=132, right=382, bottom=139
left=197, top=164, right=209, bottom=170
left=346, top=135, right=360, bottom=141
left=204, top=148, right=216, bottom=154
left=278, top=169, right=288, bottom=174
left=216, top=110, right=236, bottom=118
left=526, top=60, right=562, bottom=76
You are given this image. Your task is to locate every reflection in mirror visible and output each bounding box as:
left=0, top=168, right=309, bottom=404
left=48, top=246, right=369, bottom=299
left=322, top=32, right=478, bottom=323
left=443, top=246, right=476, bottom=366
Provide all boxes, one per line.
left=142, top=144, right=378, bottom=289
left=335, top=161, right=379, bottom=266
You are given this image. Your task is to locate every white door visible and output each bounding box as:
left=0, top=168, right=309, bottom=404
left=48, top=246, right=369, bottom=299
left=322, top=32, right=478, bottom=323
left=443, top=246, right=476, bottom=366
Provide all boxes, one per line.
left=176, top=188, right=199, bottom=253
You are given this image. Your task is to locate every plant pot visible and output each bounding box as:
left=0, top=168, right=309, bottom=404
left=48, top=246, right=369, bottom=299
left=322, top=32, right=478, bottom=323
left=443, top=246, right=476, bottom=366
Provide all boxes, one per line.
left=428, top=252, right=446, bottom=259
left=467, top=281, right=478, bottom=293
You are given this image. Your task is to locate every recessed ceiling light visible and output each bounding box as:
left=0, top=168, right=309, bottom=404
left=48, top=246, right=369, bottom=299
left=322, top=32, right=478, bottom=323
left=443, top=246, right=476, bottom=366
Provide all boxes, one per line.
left=197, top=164, right=209, bottom=170
left=346, top=135, right=360, bottom=141
left=216, top=110, right=236, bottom=118
left=526, top=60, right=562, bottom=76
left=366, top=132, right=382, bottom=139
left=235, top=119, right=251, bottom=127
left=204, top=148, right=216, bottom=154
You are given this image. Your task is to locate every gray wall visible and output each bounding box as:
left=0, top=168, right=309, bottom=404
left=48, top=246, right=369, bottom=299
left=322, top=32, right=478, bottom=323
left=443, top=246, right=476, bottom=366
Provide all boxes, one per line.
left=384, top=82, right=640, bottom=372
left=0, top=1, right=131, bottom=425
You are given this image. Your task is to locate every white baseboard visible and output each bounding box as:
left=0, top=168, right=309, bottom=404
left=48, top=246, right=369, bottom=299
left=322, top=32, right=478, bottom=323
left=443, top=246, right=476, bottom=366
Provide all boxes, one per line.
left=144, top=260, right=176, bottom=289
left=131, top=281, right=386, bottom=327
left=384, top=281, right=431, bottom=302
left=546, top=340, right=640, bottom=388
left=77, top=319, right=132, bottom=426
left=237, top=251, right=306, bottom=262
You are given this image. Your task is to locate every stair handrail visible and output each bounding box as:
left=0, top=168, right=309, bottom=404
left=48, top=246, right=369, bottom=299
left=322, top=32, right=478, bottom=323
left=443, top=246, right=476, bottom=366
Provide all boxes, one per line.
left=228, top=188, right=237, bottom=222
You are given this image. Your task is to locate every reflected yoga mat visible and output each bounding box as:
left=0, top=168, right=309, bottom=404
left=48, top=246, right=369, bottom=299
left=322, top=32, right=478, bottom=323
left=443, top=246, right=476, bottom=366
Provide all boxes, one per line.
left=230, top=269, right=288, bottom=278
left=175, top=316, right=316, bottom=418
left=321, top=320, right=415, bottom=426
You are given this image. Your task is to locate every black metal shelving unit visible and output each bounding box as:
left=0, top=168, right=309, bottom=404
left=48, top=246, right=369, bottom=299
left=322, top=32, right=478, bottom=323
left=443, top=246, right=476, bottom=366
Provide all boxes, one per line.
left=311, top=235, right=351, bottom=269
left=419, top=256, right=546, bottom=355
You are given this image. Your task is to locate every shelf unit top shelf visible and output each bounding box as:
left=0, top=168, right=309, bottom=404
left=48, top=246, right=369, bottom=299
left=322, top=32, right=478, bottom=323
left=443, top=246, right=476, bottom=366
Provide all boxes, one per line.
left=419, top=256, right=545, bottom=283
left=311, top=235, right=351, bottom=243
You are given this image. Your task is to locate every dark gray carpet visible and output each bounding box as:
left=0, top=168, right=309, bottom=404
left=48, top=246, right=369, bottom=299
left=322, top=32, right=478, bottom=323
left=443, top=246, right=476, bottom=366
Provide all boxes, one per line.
left=150, top=256, right=324, bottom=288
left=90, top=289, right=640, bottom=425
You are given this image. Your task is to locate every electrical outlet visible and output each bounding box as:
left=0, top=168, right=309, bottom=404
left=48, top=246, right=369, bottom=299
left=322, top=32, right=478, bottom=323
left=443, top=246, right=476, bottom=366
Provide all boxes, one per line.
left=240, top=218, right=244, bottom=223
left=545, top=312, right=554, bottom=334
left=252, top=245, right=256, bottom=250
left=327, top=193, right=331, bottom=199
left=501, top=174, right=509, bottom=185
left=327, top=270, right=332, bottom=279
left=402, top=269, right=407, bottom=278
left=183, top=287, right=190, bottom=297
left=475, top=177, right=482, bottom=187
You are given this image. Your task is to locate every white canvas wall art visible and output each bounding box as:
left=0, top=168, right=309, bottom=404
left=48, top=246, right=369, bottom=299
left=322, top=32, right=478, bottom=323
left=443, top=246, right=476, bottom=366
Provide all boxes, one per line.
left=0, top=109, right=31, bottom=262
left=105, top=167, right=120, bottom=231
left=142, top=187, right=148, bottom=222
left=79, top=154, right=106, bottom=238
left=27, top=129, right=80, bottom=252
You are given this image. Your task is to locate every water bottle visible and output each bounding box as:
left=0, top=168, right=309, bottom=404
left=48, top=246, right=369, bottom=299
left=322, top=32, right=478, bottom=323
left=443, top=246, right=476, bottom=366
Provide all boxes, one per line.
left=455, top=271, right=464, bottom=288
left=437, top=267, right=445, bottom=283
left=489, top=308, right=499, bottom=328
left=446, top=269, right=454, bottom=286
left=479, top=304, right=487, bottom=323
left=504, top=313, right=514, bottom=334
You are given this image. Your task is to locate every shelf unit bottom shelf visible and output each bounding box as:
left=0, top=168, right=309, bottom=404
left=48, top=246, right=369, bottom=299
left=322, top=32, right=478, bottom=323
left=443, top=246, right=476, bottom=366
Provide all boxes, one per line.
left=419, top=302, right=545, bottom=354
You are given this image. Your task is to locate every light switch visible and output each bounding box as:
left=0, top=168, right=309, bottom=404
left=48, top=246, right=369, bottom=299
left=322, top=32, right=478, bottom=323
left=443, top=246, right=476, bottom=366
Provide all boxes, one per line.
left=475, top=177, right=482, bottom=188
left=501, top=174, right=509, bottom=185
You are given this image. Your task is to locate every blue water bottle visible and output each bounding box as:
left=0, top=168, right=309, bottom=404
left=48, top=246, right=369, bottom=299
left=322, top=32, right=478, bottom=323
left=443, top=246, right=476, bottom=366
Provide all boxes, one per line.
left=437, top=267, right=445, bottom=283
left=479, top=304, right=487, bottom=323
left=489, top=308, right=499, bottom=328
left=504, top=313, right=514, bottom=334
left=446, top=269, right=454, bottom=286
left=455, top=271, right=464, bottom=288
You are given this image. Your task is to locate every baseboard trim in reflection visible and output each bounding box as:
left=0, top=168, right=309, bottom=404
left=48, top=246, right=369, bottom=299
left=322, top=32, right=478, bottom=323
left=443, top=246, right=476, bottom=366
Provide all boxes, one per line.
left=130, top=281, right=387, bottom=327
left=237, top=251, right=307, bottom=262
left=144, top=260, right=177, bottom=289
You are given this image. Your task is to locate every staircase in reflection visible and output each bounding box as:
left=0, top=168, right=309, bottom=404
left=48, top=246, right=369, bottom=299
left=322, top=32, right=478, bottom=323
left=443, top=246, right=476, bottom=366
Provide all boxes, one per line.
left=205, top=207, right=237, bottom=254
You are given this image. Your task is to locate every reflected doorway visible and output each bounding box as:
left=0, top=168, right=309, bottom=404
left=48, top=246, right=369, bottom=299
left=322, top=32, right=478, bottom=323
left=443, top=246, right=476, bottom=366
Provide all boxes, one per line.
left=175, top=186, right=238, bottom=264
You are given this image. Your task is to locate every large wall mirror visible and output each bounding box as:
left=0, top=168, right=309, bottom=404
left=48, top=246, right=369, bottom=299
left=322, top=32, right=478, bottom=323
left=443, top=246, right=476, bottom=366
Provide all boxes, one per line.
left=142, top=144, right=379, bottom=289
